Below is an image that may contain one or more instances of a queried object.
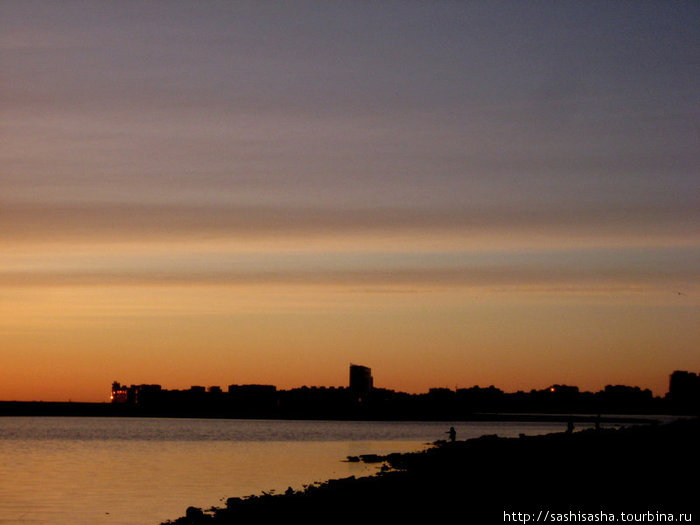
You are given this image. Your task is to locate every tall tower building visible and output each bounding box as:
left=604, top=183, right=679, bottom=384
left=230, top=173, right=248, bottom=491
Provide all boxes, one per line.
left=349, top=364, right=373, bottom=401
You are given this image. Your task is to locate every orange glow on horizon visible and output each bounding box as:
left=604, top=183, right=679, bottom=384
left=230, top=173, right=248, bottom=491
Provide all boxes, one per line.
left=1, top=280, right=696, bottom=402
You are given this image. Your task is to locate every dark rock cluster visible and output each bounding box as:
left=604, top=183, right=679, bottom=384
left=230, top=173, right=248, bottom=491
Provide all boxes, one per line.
left=163, top=417, right=698, bottom=524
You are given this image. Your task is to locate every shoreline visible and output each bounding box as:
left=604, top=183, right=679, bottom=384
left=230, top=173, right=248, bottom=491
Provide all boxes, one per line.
left=0, top=401, right=674, bottom=424
left=163, top=417, right=698, bottom=523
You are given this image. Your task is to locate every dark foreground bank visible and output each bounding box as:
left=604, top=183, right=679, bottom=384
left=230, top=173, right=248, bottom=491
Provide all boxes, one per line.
left=163, top=418, right=698, bottom=524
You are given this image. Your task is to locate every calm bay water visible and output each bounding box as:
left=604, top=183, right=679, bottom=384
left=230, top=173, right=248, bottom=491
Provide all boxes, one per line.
left=0, top=417, right=574, bottom=524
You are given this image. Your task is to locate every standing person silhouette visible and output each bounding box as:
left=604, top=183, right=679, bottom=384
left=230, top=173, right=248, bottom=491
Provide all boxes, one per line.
left=447, top=426, right=456, bottom=442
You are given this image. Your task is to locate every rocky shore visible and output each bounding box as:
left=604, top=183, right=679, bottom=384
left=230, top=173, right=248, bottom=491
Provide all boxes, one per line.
left=163, top=417, right=698, bottom=524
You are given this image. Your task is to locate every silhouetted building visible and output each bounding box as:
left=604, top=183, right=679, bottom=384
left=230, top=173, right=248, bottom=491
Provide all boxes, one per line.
left=111, top=381, right=129, bottom=403
left=278, top=386, right=352, bottom=418
left=227, top=384, right=278, bottom=413
left=668, top=371, right=700, bottom=412
left=134, top=384, right=163, bottom=404
left=428, top=388, right=455, bottom=401
left=601, top=385, right=652, bottom=404
left=456, top=385, right=504, bottom=411
left=227, top=384, right=277, bottom=395
left=349, top=364, right=373, bottom=402
left=547, top=385, right=579, bottom=395
left=111, top=382, right=162, bottom=405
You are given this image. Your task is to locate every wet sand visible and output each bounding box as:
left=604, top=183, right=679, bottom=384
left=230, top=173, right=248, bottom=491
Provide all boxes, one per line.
left=163, top=417, right=698, bottom=523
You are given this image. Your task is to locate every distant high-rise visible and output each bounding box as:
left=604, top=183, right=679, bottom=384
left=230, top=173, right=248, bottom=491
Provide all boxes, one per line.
left=669, top=370, right=700, bottom=409
left=349, top=364, right=373, bottom=401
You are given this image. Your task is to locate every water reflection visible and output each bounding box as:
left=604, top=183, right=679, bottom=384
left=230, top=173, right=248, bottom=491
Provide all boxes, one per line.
left=0, top=417, right=577, bottom=525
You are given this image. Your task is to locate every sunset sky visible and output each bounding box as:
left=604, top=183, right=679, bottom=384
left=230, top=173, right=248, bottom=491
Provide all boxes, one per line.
left=1, top=1, right=698, bottom=401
